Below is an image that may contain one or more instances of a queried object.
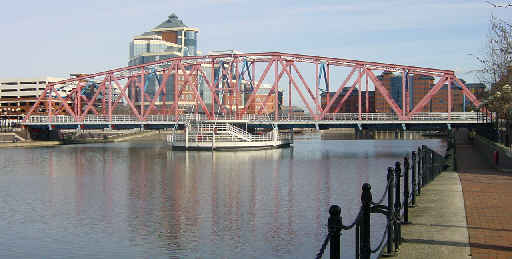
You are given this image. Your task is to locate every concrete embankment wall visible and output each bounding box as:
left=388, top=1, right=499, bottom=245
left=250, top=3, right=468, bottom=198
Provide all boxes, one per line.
left=0, top=141, right=61, bottom=148
left=474, top=135, right=512, bottom=170
left=0, top=130, right=168, bottom=148
left=110, top=130, right=163, bottom=142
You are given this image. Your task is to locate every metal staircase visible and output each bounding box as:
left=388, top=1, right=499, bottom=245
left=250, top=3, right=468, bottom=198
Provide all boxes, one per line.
left=188, top=122, right=257, bottom=142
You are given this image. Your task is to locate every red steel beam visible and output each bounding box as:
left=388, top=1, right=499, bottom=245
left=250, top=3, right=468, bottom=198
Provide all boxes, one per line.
left=407, top=76, right=448, bottom=119
left=241, top=60, right=274, bottom=115
left=279, top=60, right=317, bottom=118
left=319, top=67, right=357, bottom=118
left=197, top=66, right=228, bottom=115
left=448, top=78, right=452, bottom=120
left=402, top=70, right=406, bottom=118
left=366, top=69, right=405, bottom=120
left=333, top=71, right=364, bottom=113
left=170, top=64, right=200, bottom=115
left=80, top=78, right=107, bottom=121
left=358, top=68, right=362, bottom=120
left=365, top=71, right=369, bottom=114
left=256, top=62, right=285, bottom=115
left=453, top=77, right=481, bottom=109
left=28, top=52, right=454, bottom=95
left=23, top=52, right=480, bottom=123
left=291, top=63, right=321, bottom=114
left=111, top=75, right=143, bottom=121
left=111, top=77, right=134, bottom=113
left=178, top=63, right=211, bottom=119
left=143, top=66, right=173, bottom=119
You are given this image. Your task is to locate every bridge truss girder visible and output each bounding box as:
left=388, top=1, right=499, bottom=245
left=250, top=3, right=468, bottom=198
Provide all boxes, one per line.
left=23, top=52, right=482, bottom=123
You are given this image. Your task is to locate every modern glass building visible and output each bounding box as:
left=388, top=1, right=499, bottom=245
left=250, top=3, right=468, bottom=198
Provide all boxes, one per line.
left=128, top=13, right=203, bottom=113
left=129, top=13, right=199, bottom=66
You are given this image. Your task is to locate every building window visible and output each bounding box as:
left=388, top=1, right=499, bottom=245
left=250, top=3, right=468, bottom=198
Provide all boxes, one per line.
left=185, top=31, right=196, bottom=40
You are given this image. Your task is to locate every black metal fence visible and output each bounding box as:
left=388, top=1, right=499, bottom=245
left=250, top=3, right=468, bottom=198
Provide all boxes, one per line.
left=315, top=145, right=447, bottom=259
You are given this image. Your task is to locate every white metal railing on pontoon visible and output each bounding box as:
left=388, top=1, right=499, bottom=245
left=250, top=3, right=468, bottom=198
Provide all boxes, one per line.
left=167, top=123, right=292, bottom=144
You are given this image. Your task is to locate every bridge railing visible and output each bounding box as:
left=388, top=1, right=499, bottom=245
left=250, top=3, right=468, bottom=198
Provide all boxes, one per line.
left=24, top=112, right=486, bottom=124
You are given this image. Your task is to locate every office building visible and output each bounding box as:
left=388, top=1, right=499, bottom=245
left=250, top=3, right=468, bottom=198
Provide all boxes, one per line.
left=129, top=13, right=199, bottom=66
left=128, top=13, right=201, bottom=113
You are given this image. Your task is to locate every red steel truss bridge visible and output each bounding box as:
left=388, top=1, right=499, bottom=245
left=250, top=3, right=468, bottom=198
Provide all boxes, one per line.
left=22, top=52, right=488, bottom=131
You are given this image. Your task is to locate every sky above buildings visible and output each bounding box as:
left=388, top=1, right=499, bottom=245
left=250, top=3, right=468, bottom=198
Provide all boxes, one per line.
left=0, top=0, right=510, bottom=84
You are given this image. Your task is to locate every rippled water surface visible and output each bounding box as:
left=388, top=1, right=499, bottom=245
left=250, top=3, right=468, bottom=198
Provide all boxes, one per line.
left=0, top=137, right=445, bottom=258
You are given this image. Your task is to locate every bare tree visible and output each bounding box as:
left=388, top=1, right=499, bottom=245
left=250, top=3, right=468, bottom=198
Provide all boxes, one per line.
left=475, top=15, right=512, bottom=145
left=476, top=15, right=512, bottom=88
left=486, top=1, right=512, bottom=7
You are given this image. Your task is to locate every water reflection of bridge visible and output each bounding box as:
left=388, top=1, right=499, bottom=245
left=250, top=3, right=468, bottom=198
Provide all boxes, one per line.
left=36, top=139, right=440, bottom=257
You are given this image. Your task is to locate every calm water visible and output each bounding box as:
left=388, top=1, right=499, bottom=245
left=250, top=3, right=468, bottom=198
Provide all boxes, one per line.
left=0, top=137, right=445, bottom=259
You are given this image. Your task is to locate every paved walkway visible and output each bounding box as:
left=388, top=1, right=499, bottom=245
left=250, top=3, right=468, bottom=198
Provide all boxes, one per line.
left=456, top=130, right=512, bottom=259
left=395, top=171, right=471, bottom=259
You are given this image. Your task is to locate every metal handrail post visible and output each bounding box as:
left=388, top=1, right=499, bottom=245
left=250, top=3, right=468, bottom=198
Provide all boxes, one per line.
left=417, top=147, right=422, bottom=195
left=361, top=183, right=372, bottom=259
left=394, top=161, right=402, bottom=248
left=403, top=156, right=410, bottom=224
left=328, top=205, right=342, bottom=259
left=387, top=167, right=395, bottom=255
left=411, top=151, right=417, bottom=206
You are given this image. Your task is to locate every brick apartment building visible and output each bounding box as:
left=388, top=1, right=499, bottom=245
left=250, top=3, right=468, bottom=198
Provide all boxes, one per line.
left=320, top=89, right=375, bottom=113
left=374, top=72, right=479, bottom=113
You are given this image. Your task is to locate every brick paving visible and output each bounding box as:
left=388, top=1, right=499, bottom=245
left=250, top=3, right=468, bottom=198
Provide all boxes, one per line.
left=456, top=130, right=512, bottom=259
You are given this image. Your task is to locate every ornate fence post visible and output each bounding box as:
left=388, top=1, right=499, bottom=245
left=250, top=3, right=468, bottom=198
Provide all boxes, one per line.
left=417, top=147, right=422, bottom=195
left=421, top=145, right=427, bottom=185
left=386, top=167, right=395, bottom=255
left=355, top=221, right=360, bottom=259
left=411, top=151, right=417, bottom=206
left=403, top=156, right=410, bottom=224
left=430, top=149, right=434, bottom=182
left=361, top=183, right=372, bottom=259
left=328, top=205, right=342, bottom=259
left=394, top=161, right=402, bottom=248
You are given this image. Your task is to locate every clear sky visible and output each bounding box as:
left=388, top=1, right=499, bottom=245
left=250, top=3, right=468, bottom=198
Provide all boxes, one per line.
left=0, top=0, right=510, bottom=83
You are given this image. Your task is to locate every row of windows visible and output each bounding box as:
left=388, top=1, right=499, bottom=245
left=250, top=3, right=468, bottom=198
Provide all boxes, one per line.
left=185, top=31, right=197, bottom=40
left=130, top=40, right=187, bottom=59
left=0, top=102, right=36, bottom=107
left=1, top=81, right=46, bottom=86
left=180, top=94, right=195, bottom=100
left=1, top=87, right=46, bottom=92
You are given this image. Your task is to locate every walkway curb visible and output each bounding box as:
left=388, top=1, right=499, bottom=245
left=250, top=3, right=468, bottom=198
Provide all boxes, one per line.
left=393, top=171, right=471, bottom=259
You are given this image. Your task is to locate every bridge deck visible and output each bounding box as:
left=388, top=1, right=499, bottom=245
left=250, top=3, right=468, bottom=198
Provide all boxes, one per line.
left=22, top=112, right=489, bottom=130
